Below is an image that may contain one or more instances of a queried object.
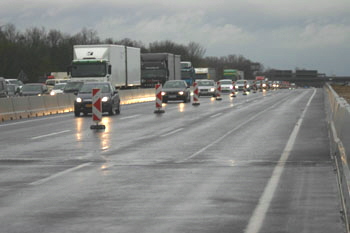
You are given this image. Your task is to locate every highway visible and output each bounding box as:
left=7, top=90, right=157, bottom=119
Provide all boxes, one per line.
left=0, top=88, right=345, bottom=233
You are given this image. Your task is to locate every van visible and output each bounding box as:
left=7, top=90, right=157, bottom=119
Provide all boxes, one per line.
left=45, top=79, right=69, bottom=90
left=0, top=77, right=8, bottom=98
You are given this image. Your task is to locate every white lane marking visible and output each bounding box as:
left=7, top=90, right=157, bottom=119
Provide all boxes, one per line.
left=31, top=130, right=71, bottom=140
left=179, top=89, right=310, bottom=163
left=181, top=113, right=260, bottom=162
left=161, top=128, right=184, bottom=137
left=30, top=162, right=92, bottom=185
left=245, top=88, right=316, bottom=233
left=210, top=113, right=223, bottom=118
left=120, top=114, right=140, bottom=120
left=0, top=114, right=72, bottom=127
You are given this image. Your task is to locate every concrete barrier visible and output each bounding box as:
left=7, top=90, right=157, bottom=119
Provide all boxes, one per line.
left=11, top=96, right=31, bottom=119
left=0, top=98, right=16, bottom=121
left=0, top=88, right=154, bottom=122
left=28, top=96, right=47, bottom=117
left=325, top=83, right=350, bottom=231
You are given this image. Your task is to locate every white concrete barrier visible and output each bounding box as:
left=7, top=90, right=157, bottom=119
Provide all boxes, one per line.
left=0, top=98, right=16, bottom=121
left=325, top=83, right=350, bottom=230
left=11, top=96, right=31, bottom=119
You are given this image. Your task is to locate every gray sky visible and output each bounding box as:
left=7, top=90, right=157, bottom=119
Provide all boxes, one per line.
left=1, top=0, right=350, bottom=75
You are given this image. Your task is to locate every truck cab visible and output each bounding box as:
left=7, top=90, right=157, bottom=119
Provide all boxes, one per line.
left=181, top=61, right=195, bottom=86
left=69, top=45, right=141, bottom=89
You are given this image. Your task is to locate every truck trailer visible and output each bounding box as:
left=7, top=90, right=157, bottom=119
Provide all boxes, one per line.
left=68, top=44, right=141, bottom=88
left=194, top=68, right=217, bottom=81
left=141, top=53, right=181, bottom=87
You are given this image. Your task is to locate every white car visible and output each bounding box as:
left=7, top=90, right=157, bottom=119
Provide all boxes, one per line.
left=50, top=83, right=66, bottom=96
left=218, top=79, right=234, bottom=93
left=196, top=79, right=217, bottom=97
left=235, top=80, right=250, bottom=92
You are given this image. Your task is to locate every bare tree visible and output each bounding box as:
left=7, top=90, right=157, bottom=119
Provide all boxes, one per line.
left=47, top=29, right=64, bottom=47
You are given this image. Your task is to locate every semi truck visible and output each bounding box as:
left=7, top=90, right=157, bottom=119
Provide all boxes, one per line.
left=68, top=44, right=141, bottom=88
left=180, top=61, right=195, bottom=86
left=194, top=68, right=217, bottom=81
left=141, top=53, right=181, bottom=88
left=223, top=69, right=244, bottom=81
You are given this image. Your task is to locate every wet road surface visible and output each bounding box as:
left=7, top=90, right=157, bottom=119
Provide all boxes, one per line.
left=0, top=88, right=345, bottom=233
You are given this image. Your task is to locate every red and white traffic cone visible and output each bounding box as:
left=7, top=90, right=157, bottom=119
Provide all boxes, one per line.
left=231, top=81, right=236, bottom=97
left=154, top=83, right=165, bottom=114
left=90, top=88, right=105, bottom=130
left=243, top=81, right=247, bottom=95
left=192, top=82, right=200, bottom=106
left=216, top=81, right=222, bottom=101
left=253, top=82, right=257, bottom=93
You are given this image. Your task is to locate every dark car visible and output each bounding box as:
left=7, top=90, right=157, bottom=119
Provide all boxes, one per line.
left=161, top=80, right=191, bottom=103
left=0, top=77, right=7, bottom=98
left=63, top=81, right=84, bottom=94
left=74, top=82, right=120, bottom=117
left=20, top=83, right=49, bottom=96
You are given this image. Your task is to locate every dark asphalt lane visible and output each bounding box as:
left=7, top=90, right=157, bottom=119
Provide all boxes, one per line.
left=0, top=88, right=345, bottom=233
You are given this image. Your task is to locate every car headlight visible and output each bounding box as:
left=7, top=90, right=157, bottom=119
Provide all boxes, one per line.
left=247, top=84, right=250, bottom=88
left=235, top=85, right=238, bottom=89
left=50, top=91, right=56, bottom=96
left=178, top=91, right=184, bottom=95
left=229, top=85, right=233, bottom=89
left=161, top=91, right=166, bottom=96
left=101, top=96, right=109, bottom=102
left=76, top=97, right=82, bottom=103
left=262, top=84, right=266, bottom=87
left=210, top=88, right=215, bottom=92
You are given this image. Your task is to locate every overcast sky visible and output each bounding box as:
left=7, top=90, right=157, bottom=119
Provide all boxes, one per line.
left=1, top=0, right=350, bottom=75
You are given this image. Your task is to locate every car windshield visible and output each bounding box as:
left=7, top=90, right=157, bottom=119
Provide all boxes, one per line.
left=220, top=80, right=232, bottom=85
left=22, top=85, right=42, bottom=92
left=163, top=81, right=186, bottom=88
left=64, top=82, right=83, bottom=91
left=8, top=80, right=23, bottom=85
left=197, top=80, right=215, bottom=86
left=79, top=83, right=110, bottom=93
left=53, top=84, right=66, bottom=90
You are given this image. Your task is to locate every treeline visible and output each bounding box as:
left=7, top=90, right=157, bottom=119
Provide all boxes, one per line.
left=0, top=24, right=264, bottom=82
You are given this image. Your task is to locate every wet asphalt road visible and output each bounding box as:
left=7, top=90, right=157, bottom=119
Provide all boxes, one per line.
left=0, top=88, right=345, bottom=233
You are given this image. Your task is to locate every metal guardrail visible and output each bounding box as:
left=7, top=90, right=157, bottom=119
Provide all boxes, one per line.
left=325, top=83, right=350, bottom=232
left=0, top=89, right=155, bottom=122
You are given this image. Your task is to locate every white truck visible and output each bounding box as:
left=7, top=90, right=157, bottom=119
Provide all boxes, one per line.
left=69, top=44, right=141, bottom=88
